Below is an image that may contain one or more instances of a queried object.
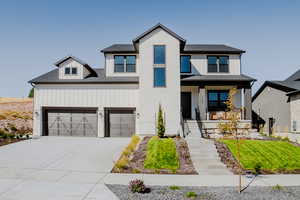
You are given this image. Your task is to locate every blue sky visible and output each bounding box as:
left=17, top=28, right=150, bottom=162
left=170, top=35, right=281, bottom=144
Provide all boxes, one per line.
left=0, top=0, right=300, bottom=97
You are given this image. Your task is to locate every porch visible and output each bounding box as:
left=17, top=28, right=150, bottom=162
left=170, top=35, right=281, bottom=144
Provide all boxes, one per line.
left=180, top=74, right=255, bottom=134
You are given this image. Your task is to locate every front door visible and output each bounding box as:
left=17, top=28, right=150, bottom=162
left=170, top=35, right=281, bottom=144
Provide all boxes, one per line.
left=181, top=92, right=191, bottom=119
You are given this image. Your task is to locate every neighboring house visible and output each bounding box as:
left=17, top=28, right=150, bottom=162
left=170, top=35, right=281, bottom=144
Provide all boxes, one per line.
left=253, top=69, right=300, bottom=134
left=29, top=23, right=255, bottom=138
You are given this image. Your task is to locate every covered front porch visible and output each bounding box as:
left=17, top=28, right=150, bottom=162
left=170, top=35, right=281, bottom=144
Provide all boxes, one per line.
left=180, top=75, right=255, bottom=132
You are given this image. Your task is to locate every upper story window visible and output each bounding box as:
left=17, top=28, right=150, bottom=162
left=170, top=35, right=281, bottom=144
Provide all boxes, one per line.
left=154, top=45, right=165, bottom=65
left=154, top=67, right=166, bottom=87
left=114, top=55, right=136, bottom=73
left=180, top=55, right=191, bottom=73
left=207, top=90, right=229, bottom=111
left=207, top=56, right=229, bottom=73
left=65, top=67, right=77, bottom=75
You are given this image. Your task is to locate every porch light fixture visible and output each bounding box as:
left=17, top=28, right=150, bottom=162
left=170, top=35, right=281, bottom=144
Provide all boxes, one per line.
left=98, top=111, right=104, bottom=118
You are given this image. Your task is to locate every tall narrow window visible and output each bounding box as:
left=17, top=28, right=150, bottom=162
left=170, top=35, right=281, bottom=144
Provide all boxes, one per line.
left=154, top=68, right=166, bottom=87
left=71, top=67, right=77, bottom=75
left=65, top=67, right=71, bottom=75
left=114, top=56, right=125, bottom=72
left=154, top=45, right=165, bottom=64
left=180, top=55, right=191, bottom=73
left=207, top=56, right=229, bottom=73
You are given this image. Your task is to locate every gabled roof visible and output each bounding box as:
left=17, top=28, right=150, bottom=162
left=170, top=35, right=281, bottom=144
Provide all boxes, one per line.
left=28, top=68, right=139, bottom=84
left=54, top=55, right=97, bottom=77
left=253, top=69, right=300, bottom=100
left=132, top=23, right=186, bottom=44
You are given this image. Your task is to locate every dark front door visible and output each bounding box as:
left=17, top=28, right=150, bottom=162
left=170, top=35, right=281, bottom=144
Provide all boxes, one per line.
left=269, top=117, right=275, bottom=135
left=181, top=92, right=191, bottom=119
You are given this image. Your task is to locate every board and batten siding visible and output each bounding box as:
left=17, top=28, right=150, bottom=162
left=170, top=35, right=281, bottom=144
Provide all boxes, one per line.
left=58, top=59, right=89, bottom=79
left=33, top=84, right=139, bottom=137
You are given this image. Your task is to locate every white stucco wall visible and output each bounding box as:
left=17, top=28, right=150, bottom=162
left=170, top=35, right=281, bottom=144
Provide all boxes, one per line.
left=58, top=59, right=88, bottom=79
left=137, top=28, right=181, bottom=135
left=33, top=84, right=139, bottom=137
left=105, top=54, right=139, bottom=77
left=188, top=54, right=241, bottom=75
left=290, top=93, right=300, bottom=132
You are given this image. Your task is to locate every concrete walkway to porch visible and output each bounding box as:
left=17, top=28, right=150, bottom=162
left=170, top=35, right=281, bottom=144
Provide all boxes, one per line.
left=185, top=130, right=232, bottom=175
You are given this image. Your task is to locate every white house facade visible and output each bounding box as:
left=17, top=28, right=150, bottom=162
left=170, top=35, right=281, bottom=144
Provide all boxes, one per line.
left=29, top=24, right=255, bottom=138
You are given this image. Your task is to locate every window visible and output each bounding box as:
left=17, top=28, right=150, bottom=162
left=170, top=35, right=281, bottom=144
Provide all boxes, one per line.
left=65, top=67, right=71, bottom=75
left=154, top=68, right=166, bottom=87
left=114, top=56, right=136, bottom=72
left=71, top=67, right=77, bottom=75
left=154, top=45, right=165, bottom=64
left=180, top=55, right=191, bottom=73
left=293, top=121, right=297, bottom=132
left=207, top=56, right=229, bottom=73
left=207, top=90, right=229, bottom=111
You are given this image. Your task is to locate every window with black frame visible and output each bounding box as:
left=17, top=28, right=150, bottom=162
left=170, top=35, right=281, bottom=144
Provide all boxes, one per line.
left=207, top=56, right=229, bottom=73
left=180, top=55, right=191, bottom=73
left=114, top=55, right=136, bottom=72
left=207, top=90, right=229, bottom=111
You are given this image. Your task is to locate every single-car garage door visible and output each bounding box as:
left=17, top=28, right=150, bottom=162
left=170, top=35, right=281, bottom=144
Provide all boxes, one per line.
left=105, top=108, right=135, bottom=137
left=43, top=108, right=98, bottom=137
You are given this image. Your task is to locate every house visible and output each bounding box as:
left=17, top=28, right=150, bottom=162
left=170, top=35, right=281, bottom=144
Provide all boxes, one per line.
left=29, top=23, right=256, bottom=137
left=253, top=69, right=300, bottom=134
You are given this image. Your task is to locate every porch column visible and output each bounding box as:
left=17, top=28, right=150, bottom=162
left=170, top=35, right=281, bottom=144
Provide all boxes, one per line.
left=198, top=87, right=206, bottom=120
left=241, top=88, right=245, bottom=120
left=244, top=88, right=252, bottom=120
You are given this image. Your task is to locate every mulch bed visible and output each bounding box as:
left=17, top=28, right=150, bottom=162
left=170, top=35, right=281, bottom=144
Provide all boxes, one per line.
left=112, top=136, right=198, bottom=174
left=0, top=138, right=28, bottom=147
left=215, top=139, right=300, bottom=175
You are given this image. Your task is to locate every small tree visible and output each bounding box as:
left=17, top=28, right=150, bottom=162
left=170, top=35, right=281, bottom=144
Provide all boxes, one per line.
left=218, top=88, right=249, bottom=193
left=157, top=104, right=165, bottom=138
left=28, top=88, right=34, bottom=98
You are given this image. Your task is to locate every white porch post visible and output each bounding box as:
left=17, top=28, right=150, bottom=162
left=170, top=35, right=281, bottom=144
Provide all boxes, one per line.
left=241, top=88, right=245, bottom=120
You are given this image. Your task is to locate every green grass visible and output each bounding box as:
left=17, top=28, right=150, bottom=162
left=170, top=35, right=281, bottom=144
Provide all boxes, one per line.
left=144, top=136, right=179, bottom=170
left=220, top=139, right=300, bottom=171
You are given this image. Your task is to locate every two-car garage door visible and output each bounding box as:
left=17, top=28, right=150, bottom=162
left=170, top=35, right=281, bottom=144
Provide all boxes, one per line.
left=44, top=108, right=98, bottom=137
left=43, top=107, right=135, bottom=137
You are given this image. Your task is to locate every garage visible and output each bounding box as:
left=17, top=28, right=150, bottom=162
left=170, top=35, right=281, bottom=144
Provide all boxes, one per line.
left=43, top=107, right=98, bottom=137
left=105, top=108, right=136, bottom=137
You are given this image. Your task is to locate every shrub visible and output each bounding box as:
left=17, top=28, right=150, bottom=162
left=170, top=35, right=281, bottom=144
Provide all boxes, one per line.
left=272, top=184, right=284, bottom=191
left=186, top=191, right=197, bottom=199
left=129, top=179, right=148, bottom=193
left=157, top=104, right=165, bottom=138
left=169, top=185, right=181, bottom=190
left=115, top=156, right=129, bottom=169
left=0, top=114, right=6, bottom=120
left=132, top=169, right=141, bottom=173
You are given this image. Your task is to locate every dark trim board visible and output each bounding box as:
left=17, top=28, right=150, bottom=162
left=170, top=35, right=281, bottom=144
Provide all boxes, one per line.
left=104, top=107, right=136, bottom=137
left=42, top=107, right=98, bottom=136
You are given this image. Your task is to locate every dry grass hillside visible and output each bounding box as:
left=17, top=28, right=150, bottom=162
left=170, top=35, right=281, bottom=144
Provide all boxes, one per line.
left=0, top=98, right=33, bottom=134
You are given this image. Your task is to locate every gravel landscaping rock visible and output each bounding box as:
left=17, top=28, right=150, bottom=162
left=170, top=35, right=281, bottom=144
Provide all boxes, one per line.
left=107, top=184, right=300, bottom=200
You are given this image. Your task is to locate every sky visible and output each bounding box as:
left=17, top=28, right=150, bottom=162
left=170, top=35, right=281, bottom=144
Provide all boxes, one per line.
left=0, top=0, right=300, bottom=97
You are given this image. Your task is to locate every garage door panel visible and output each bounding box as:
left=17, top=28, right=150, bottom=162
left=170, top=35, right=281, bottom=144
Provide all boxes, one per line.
left=45, top=109, right=97, bottom=137
left=108, top=111, right=135, bottom=137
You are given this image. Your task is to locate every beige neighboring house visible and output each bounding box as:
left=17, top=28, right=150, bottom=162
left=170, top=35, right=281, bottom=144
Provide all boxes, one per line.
left=29, top=23, right=255, bottom=138
left=253, top=69, right=300, bottom=134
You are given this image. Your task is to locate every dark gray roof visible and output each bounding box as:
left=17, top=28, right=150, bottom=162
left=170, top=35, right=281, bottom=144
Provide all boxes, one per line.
left=101, top=43, right=244, bottom=54
left=181, top=74, right=256, bottom=82
left=253, top=69, right=300, bottom=100
left=132, top=23, right=186, bottom=44
left=101, top=44, right=136, bottom=53
left=183, top=44, right=245, bottom=54
left=29, top=68, right=139, bottom=84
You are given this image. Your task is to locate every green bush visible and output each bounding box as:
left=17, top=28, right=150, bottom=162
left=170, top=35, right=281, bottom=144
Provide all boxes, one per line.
left=169, top=185, right=181, bottom=190
left=157, top=104, right=165, bottom=138
left=186, top=191, right=197, bottom=199
left=144, top=136, right=179, bottom=170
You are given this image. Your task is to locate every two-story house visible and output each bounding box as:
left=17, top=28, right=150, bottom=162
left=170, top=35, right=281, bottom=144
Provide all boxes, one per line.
left=29, top=23, right=256, bottom=137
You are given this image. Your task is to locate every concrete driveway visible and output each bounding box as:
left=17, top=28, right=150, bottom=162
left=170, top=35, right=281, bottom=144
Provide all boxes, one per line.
left=0, top=136, right=130, bottom=200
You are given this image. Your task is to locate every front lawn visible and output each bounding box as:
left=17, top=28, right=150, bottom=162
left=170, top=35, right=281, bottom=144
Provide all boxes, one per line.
left=144, top=136, right=179, bottom=170
left=220, top=139, right=300, bottom=172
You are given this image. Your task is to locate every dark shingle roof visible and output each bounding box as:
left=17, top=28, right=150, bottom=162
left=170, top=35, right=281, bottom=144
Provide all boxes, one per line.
left=101, top=44, right=244, bottom=54
left=29, top=68, right=139, bottom=84
left=132, top=23, right=186, bottom=44
left=101, top=44, right=136, bottom=53
left=181, top=74, right=255, bottom=82
left=183, top=44, right=245, bottom=53
left=253, top=69, right=300, bottom=100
